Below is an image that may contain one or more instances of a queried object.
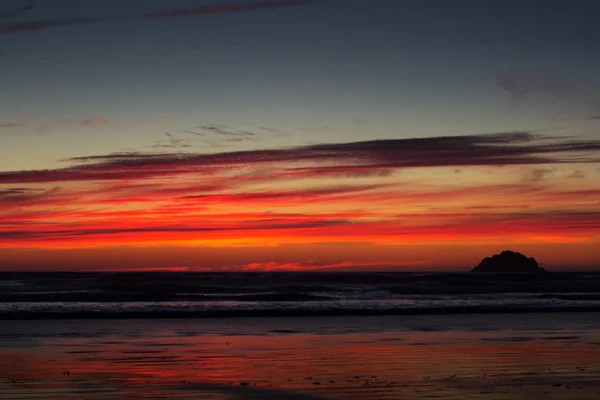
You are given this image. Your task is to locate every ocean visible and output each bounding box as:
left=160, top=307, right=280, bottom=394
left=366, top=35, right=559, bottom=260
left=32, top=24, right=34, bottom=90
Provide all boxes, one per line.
left=2, top=271, right=600, bottom=319
left=3, top=272, right=600, bottom=399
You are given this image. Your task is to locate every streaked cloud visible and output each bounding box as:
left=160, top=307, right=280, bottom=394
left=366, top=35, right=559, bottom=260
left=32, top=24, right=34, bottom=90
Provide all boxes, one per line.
left=0, top=187, right=46, bottom=202
left=2, top=209, right=600, bottom=245
left=0, top=122, right=26, bottom=128
left=524, top=168, right=555, bottom=183
left=0, top=0, right=319, bottom=35
left=496, top=73, right=600, bottom=112
left=0, top=16, right=115, bottom=35
left=566, top=170, right=585, bottom=179
left=34, top=122, right=64, bottom=135
left=1, top=132, right=599, bottom=184
left=0, top=218, right=349, bottom=241
left=148, top=133, right=193, bottom=149
left=228, top=260, right=420, bottom=272
left=496, top=73, right=572, bottom=102
left=141, top=0, right=317, bottom=19
left=82, top=115, right=109, bottom=126
left=180, top=184, right=393, bottom=205
left=1, top=132, right=599, bottom=252
left=0, top=3, right=33, bottom=21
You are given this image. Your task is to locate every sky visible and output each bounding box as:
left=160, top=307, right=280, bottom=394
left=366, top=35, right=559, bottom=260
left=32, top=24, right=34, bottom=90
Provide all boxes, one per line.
left=1, top=0, right=600, bottom=271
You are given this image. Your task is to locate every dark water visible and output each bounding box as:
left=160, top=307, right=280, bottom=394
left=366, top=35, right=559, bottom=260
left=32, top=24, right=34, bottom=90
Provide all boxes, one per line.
left=1, top=272, right=600, bottom=319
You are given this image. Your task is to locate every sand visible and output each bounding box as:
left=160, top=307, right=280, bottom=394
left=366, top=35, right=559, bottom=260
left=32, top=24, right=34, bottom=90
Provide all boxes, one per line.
left=1, top=313, right=600, bottom=399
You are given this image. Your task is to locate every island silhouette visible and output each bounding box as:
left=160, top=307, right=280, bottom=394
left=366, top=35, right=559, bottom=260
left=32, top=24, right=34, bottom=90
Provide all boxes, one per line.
left=472, top=250, right=546, bottom=273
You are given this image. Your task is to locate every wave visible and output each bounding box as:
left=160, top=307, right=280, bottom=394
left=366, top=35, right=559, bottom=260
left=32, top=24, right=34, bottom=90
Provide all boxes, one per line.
left=538, top=294, right=600, bottom=301
left=2, top=272, right=600, bottom=319
left=2, top=304, right=600, bottom=320
left=0, top=292, right=335, bottom=302
left=217, top=293, right=334, bottom=301
left=3, top=271, right=600, bottom=298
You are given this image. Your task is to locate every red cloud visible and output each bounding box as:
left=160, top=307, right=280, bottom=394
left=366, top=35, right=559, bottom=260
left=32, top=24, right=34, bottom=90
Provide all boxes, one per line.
left=180, top=184, right=392, bottom=205
left=2, top=206, right=600, bottom=246
left=231, top=260, right=422, bottom=271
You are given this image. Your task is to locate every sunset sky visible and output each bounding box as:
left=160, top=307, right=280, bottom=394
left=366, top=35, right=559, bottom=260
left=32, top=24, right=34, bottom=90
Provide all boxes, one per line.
left=1, top=0, right=600, bottom=271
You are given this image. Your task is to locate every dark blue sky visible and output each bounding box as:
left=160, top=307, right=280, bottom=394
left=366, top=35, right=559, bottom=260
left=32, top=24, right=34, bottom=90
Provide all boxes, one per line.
left=1, top=0, right=599, bottom=168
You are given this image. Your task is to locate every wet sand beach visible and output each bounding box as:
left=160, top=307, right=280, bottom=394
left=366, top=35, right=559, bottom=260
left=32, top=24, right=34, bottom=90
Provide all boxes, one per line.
left=1, top=313, right=600, bottom=399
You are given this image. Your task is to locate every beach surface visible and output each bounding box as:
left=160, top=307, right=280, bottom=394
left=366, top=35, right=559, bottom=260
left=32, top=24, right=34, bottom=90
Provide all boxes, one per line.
left=1, top=313, right=600, bottom=399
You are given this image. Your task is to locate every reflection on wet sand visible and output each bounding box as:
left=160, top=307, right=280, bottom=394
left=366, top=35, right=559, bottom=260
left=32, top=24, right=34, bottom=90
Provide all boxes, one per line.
left=1, top=314, right=600, bottom=399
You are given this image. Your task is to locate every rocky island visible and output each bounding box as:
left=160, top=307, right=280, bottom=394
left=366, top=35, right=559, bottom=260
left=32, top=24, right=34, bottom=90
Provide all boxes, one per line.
left=472, top=250, right=546, bottom=273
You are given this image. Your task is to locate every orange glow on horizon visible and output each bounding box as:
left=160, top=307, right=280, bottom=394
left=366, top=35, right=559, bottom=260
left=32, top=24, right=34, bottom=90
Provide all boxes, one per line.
left=1, top=140, right=600, bottom=271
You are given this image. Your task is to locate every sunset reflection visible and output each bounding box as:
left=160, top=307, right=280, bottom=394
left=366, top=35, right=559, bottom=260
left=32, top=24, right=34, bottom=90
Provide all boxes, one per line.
left=2, top=315, right=600, bottom=399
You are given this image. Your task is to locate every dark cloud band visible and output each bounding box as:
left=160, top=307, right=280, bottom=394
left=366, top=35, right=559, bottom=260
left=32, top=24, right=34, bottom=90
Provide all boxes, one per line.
left=1, top=132, right=599, bottom=184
